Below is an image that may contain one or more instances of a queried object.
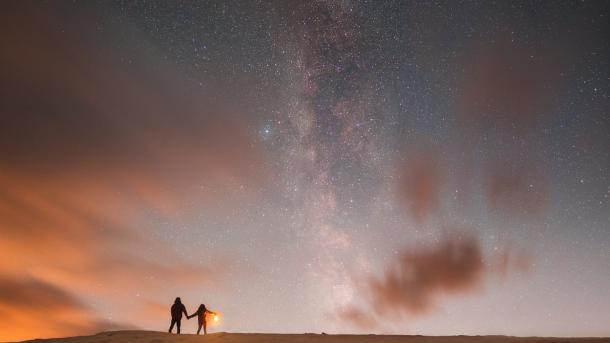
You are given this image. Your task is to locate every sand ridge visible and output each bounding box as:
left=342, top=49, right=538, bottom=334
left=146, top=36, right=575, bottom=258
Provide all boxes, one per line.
left=17, top=331, right=610, bottom=343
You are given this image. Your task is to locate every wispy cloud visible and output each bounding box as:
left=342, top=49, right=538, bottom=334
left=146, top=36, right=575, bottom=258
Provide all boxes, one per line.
left=0, top=3, right=269, bottom=340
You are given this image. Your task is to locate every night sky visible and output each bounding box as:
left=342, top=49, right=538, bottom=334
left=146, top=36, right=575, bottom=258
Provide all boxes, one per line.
left=0, top=1, right=609, bottom=341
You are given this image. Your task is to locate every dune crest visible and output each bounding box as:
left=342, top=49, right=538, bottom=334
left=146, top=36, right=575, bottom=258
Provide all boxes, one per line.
left=17, top=330, right=609, bottom=343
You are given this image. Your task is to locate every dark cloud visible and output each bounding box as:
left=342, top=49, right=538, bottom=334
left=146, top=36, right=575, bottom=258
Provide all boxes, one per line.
left=456, top=39, right=563, bottom=132
left=491, top=244, right=533, bottom=280
left=334, top=307, right=379, bottom=331
left=486, top=161, right=548, bottom=216
left=453, top=40, right=560, bottom=218
left=0, top=3, right=269, bottom=189
left=337, top=233, right=531, bottom=330
left=397, top=149, right=443, bottom=223
left=0, top=277, right=85, bottom=311
left=0, top=277, right=131, bottom=341
left=369, top=234, right=484, bottom=316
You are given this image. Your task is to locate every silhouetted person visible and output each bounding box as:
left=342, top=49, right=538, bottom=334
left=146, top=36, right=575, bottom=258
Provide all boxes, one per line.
left=168, top=297, right=189, bottom=334
left=187, top=303, right=216, bottom=335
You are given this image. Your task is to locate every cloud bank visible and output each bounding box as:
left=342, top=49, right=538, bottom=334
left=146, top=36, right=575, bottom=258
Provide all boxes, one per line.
left=0, top=4, right=268, bottom=340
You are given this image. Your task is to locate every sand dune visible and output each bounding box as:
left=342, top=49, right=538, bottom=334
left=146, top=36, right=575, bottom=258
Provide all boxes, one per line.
left=17, top=331, right=609, bottom=343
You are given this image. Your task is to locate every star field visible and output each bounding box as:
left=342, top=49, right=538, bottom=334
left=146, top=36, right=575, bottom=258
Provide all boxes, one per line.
left=0, top=1, right=608, bottom=340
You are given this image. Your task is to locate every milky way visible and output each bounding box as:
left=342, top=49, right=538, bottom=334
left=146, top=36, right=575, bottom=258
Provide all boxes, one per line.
left=0, top=1, right=609, bottom=340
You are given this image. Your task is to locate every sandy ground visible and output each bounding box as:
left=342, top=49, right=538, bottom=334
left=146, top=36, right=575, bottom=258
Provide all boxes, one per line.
left=17, top=331, right=609, bottom=343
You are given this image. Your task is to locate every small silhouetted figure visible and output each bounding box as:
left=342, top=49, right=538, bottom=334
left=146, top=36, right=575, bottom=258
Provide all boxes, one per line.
left=187, top=303, right=216, bottom=335
left=168, top=297, right=189, bottom=334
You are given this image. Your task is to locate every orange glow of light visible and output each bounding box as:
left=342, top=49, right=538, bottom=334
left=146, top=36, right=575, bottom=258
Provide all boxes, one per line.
left=206, top=311, right=221, bottom=326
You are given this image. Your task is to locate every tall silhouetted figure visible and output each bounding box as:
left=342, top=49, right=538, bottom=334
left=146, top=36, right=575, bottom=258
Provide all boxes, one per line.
left=168, top=297, right=189, bottom=334
left=187, top=303, right=217, bottom=335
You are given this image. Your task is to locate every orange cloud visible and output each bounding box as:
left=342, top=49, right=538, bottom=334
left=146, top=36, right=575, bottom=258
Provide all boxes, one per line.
left=0, top=3, right=269, bottom=340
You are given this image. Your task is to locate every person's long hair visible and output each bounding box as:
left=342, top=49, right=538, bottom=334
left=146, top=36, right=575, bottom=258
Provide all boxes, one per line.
left=198, top=304, right=206, bottom=313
